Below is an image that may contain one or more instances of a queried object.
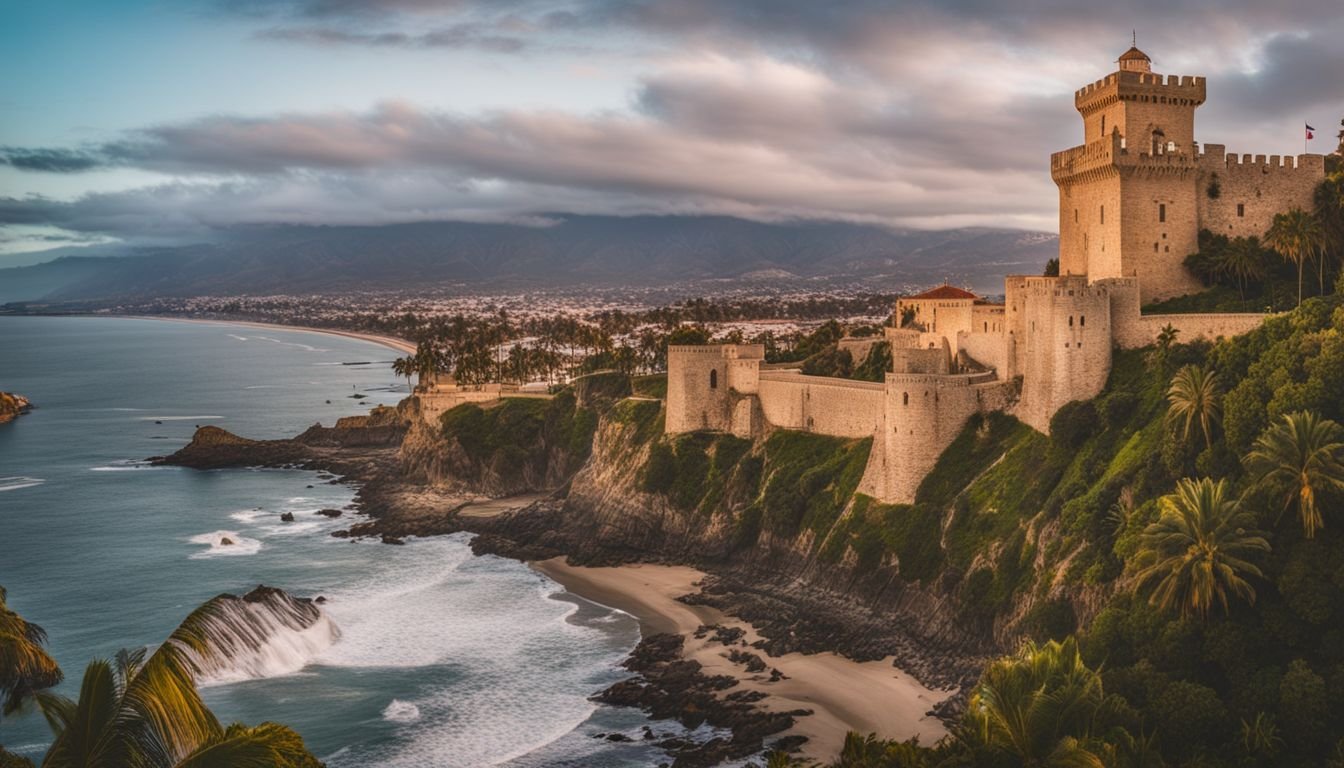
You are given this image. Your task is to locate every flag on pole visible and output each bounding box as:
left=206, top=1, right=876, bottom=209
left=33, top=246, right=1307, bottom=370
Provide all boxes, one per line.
left=1306, top=124, right=1315, bottom=140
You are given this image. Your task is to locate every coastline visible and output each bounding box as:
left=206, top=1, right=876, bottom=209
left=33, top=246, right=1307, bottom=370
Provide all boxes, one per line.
left=533, top=557, right=952, bottom=761
left=118, top=315, right=417, bottom=355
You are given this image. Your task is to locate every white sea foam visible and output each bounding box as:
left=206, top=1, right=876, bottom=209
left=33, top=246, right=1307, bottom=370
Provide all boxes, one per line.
left=382, top=700, right=421, bottom=723
left=228, top=509, right=271, bottom=524
left=227, top=334, right=248, bottom=341
left=188, top=530, right=262, bottom=558
left=261, top=521, right=324, bottom=536
left=0, top=476, right=45, bottom=493
left=315, top=535, right=632, bottom=768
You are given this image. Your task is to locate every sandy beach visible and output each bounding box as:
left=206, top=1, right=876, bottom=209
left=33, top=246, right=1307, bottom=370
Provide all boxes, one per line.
left=533, top=558, right=953, bottom=762
left=125, top=315, right=417, bottom=355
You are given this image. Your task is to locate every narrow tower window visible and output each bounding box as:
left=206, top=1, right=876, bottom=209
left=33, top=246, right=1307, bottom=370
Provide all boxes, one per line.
left=1159, top=203, right=1166, bottom=222
left=903, top=392, right=909, bottom=406
left=1100, top=205, right=1105, bottom=224
left=709, top=369, right=718, bottom=389
left=1237, top=203, right=1245, bottom=217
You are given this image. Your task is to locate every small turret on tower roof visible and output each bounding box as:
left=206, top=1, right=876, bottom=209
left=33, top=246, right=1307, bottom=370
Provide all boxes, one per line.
left=1118, top=32, right=1152, bottom=73
left=1118, top=46, right=1151, bottom=72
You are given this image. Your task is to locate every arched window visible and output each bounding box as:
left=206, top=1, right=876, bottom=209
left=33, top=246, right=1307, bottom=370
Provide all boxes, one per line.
left=709, top=369, right=718, bottom=389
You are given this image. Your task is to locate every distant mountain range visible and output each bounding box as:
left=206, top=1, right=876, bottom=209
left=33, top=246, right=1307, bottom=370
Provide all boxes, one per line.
left=0, top=216, right=1057, bottom=303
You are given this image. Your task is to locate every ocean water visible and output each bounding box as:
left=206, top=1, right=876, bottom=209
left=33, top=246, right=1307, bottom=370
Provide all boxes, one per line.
left=0, top=316, right=677, bottom=766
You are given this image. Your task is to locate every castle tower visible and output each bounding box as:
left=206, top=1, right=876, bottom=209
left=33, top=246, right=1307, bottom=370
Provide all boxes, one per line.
left=1051, top=44, right=1207, bottom=302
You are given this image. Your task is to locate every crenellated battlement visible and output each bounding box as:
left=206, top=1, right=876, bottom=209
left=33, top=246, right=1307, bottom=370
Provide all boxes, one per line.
left=1196, top=145, right=1326, bottom=174
left=1076, top=71, right=1205, bottom=112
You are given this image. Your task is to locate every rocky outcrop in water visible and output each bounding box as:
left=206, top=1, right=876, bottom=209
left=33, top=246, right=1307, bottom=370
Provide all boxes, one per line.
left=0, top=391, right=32, bottom=424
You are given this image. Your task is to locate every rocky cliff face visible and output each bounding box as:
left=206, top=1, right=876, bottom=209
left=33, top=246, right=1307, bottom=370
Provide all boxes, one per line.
left=473, top=397, right=993, bottom=689
left=0, top=391, right=32, bottom=424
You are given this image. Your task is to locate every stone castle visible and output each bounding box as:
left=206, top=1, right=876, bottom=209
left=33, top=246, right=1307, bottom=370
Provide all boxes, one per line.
left=666, top=46, right=1325, bottom=504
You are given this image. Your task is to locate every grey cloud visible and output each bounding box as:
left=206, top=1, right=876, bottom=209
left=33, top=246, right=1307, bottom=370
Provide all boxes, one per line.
left=255, top=23, right=527, bottom=52
left=1, top=148, right=108, bottom=173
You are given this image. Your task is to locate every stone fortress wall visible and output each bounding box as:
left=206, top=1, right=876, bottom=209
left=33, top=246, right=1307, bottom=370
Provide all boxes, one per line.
left=662, top=46, right=1325, bottom=504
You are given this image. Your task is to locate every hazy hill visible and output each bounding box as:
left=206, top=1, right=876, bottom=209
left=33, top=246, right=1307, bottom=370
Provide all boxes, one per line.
left=0, top=216, right=1056, bottom=303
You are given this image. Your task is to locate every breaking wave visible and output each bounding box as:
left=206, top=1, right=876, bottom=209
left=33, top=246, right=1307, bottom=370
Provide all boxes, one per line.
left=176, top=586, right=341, bottom=685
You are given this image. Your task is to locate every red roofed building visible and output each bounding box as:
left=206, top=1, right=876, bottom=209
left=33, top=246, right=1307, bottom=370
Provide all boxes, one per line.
left=908, top=284, right=979, bottom=301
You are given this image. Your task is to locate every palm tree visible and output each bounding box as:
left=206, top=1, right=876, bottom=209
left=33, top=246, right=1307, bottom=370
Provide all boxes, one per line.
left=1166, top=365, right=1220, bottom=449
left=1133, top=477, right=1269, bottom=618
left=0, top=585, right=62, bottom=720
left=1244, top=411, right=1344, bottom=539
left=963, top=637, right=1114, bottom=767
left=1218, top=236, right=1268, bottom=300
left=1264, top=208, right=1325, bottom=305
left=1152, top=324, right=1179, bottom=372
left=391, top=355, right=414, bottom=393
left=38, top=598, right=322, bottom=768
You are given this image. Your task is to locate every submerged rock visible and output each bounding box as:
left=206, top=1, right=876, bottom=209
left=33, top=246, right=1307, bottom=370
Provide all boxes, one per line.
left=280, top=512, right=295, bottom=522
left=317, top=508, right=343, bottom=518
left=220, top=537, right=235, bottom=546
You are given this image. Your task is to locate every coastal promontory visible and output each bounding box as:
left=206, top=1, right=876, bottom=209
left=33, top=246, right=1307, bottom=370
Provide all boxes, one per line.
left=0, top=391, right=32, bottom=424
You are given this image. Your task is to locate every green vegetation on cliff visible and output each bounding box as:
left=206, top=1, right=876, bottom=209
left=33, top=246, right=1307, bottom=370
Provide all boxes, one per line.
left=439, top=390, right=599, bottom=487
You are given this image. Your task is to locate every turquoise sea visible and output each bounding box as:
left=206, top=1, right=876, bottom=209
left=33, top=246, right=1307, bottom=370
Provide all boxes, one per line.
left=0, top=316, right=679, bottom=766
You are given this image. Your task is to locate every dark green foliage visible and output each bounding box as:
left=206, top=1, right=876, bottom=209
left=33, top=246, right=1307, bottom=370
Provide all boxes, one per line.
left=1151, top=680, right=1229, bottom=759
left=917, top=412, right=1031, bottom=509
left=851, top=341, right=892, bottom=382
left=1044, top=257, right=1060, bottom=276
left=631, top=374, right=667, bottom=399
left=439, top=391, right=599, bottom=484
left=639, top=433, right=752, bottom=512
left=823, top=496, right=944, bottom=582
left=767, top=320, right=845, bottom=363
left=608, top=398, right=664, bottom=444
left=1049, top=400, right=1097, bottom=450
left=758, top=432, right=871, bottom=539
left=1278, top=660, right=1327, bottom=753
left=794, top=340, right=894, bottom=383
left=801, top=346, right=854, bottom=378
left=1025, top=597, right=1077, bottom=642
left=664, top=325, right=712, bottom=346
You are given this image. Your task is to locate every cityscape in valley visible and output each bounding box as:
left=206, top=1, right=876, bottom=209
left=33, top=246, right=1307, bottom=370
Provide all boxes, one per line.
left=4, top=4, right=1344, bottom=768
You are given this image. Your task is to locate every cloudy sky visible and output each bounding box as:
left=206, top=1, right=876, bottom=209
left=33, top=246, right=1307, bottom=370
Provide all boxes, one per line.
left=2, top=0, right=1342, bottom=255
